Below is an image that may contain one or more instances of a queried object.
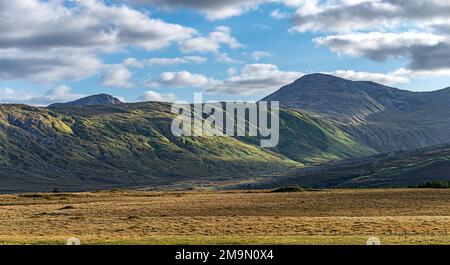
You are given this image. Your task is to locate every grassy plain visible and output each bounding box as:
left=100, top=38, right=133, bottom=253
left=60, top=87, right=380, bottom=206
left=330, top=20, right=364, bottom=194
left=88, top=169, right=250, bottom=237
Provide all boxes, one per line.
left=0, top=189, right=449, bottom=245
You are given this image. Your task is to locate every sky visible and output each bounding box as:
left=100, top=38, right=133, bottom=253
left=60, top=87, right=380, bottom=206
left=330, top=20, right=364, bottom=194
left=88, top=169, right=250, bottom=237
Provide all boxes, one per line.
left=2, top=0, right=450, bottom=105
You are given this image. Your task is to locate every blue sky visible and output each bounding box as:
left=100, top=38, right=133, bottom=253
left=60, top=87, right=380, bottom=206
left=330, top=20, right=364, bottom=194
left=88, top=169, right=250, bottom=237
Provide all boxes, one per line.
left=2, top=0, right=450, bottom=105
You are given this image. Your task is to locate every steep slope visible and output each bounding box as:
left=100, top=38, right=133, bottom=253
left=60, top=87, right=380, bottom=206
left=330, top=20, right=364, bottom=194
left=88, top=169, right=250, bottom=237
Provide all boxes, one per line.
left=249, top=144, right=450, bottom=188
left=49, top=94, right=123, bottom=108
left=242, top=109, right=374, bottom=164
left=0, top=102, right=371, bottom=192
left=263, top=74, right=450, bottom=152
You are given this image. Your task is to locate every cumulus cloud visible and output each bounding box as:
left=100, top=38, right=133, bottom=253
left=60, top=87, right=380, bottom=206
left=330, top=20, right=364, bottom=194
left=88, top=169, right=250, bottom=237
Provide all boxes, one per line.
left=147, top=56, right=207, bottom=66
left=216, top=53, right=242, bottom=64
left=296, top=1, right=450, bottom=77
left=179, top=26, right=243, bottom=53
left=251, top=51, right=271, bottom=61
left=290, top=0, right=450, bottom=33
left=123, top=58, right=145, bottom=68
left=314, top=32, right=446, bottom=62
left=0, top=50, right=103, bottom=83
left=0, top=0, right=195, bottom=83
left=102, top=64, right=134, bottom=88
left=314, top=32, right=450, bottom=71
left=407, top=42, right=450, bottom=71
left=0, top=0, right=195, bottom=51
left=208, top=64, right=303, bottom=96
left=146, top=71, right=219, bottom=88
left=147, top=64, right=302, bottom=96
left=327, top=68, right=450, bottom=86
left=328, top=70, right=409, bottom=85
left=390, top=68, right=450, bottom=79
left=0, top=85, right=84, bottom=106
left=139, top=90, right=177, bottom=102
left=270, top=9, right=290, bottom=20
left=127, top=0, right=272, bottom=20
left=125, top=56, right=207, bottom=67
left=227, top=67, right=238, bottom=76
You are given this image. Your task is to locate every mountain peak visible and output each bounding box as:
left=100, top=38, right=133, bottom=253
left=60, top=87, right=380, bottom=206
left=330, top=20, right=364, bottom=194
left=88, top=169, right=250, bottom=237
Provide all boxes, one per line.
left=49, top=94, right=123, bottom=108
left=262, top=73, right=418, bottom=122
left=296, top=73, right=346, bottom=82
left=292, top=73, right=377, bottom=89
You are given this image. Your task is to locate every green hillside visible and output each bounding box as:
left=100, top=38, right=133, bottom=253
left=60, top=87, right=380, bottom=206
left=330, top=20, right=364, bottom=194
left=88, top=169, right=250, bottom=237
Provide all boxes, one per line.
left=0, top=102, right=372, bottom=192
left=250, top=144, right=450, bottom=189
left=242, top=109, right=374, bottom=164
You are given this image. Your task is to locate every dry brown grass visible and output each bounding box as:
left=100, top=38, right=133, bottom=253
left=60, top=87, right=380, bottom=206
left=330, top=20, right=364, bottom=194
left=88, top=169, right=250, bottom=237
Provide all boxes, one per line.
left=0, top=189, right=449, bottom=245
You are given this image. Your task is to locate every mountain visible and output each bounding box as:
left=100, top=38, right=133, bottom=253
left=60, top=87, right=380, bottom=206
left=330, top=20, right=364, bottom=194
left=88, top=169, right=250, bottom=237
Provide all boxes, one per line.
left=4, top=73, right=450, bottom=192
left=0, top=102, right=372, bottom=192
left=245, top=144, right=450, bottom=188
left=263, top=73, right=450, bottom=152
left=49, top=94, right=123, bottom=108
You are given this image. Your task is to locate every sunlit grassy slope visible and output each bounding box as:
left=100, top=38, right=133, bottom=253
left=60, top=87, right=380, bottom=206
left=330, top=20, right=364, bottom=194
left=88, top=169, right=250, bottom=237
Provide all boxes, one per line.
left=0, top=102, right=373, bottom=192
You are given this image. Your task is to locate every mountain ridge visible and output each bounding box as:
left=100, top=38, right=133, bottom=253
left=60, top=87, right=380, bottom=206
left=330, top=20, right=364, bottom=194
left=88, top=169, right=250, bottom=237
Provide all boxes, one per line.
left=2, top=73, right=450, bottom=191
left=263, top=73, right=450, bottom=152
left=0, top=101, right=372, bottom=192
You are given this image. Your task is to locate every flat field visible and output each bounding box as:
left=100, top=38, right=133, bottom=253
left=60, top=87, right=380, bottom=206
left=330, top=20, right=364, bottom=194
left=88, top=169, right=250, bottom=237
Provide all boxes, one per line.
left=0, top=189, right=449, bottom=245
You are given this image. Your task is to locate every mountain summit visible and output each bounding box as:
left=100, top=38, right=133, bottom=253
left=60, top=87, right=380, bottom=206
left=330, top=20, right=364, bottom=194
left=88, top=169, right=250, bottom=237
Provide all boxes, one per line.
left=263, top=73, right=420, bottom=122
left=264, top=73, right=450, bottom=152
left=49, top=94, right=123, bottom=108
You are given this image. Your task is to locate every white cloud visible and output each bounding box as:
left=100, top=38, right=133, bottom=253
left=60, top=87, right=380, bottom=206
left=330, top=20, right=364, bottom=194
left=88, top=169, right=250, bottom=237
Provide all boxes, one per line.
left=123, top=58, right=145, bottom=68
left=0, top=85, right=84, bottom=106
left=102, top=64, right=134, bottom=88
left=139, top=90, right=177, bottom=102
left=296, top=1, right=450, bottom=77
left=314, top=32, right=450, bottom=72
left=290, top=0, right=450, bottom=33
left=228, top=67, right=238, bottom=76
left=328, top=70, right=410, bottom=85
left=251, top=51, right=271, bottom=61
left=146, top=64, right=302, bottom=96
left=216, top=53, right=242, bottom=64
left=391, top=68, right=450, bottom=79
left=0, top=0, right=195, bottom=83
left=208, top=64, right=303, bottom=96
left=328, top=68, right=450, bottom=86
left=146, top=71, right=219, bottom=88
left=270, top=9, right=290, bottom=20
left=179, top=26, right=243, bottom=53
left=0, top=49, right=103, bottom=83
left=125, top=56, right=207, bottom=67
left=148, top=56, right=206, bottom=65
left=314, top=32, right=446, bottom=61
left=127, top=0, right=273, bottom=20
